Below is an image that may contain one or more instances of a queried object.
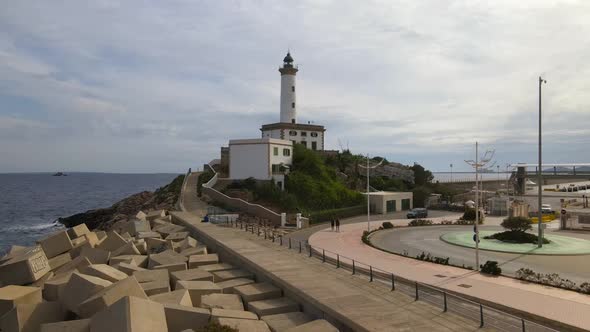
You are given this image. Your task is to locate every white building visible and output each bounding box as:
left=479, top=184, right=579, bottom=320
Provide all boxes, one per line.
left=260, top=52, right=326, bottom=151
left=364, top=191, right=414, bottom=214
left=229, top=137, right=292, bottom=189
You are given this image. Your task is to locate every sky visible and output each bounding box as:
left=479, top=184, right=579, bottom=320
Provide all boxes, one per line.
left=1, top=1, right=589, bottom=173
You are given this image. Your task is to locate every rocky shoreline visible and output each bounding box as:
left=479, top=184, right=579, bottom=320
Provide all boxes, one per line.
left=57, top=174, right=185, bottom=231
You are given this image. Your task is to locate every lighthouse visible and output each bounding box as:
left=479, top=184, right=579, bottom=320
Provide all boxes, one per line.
left=260, top=51, right=326, bottom=150
left=279, top=52, right=298, bottom=123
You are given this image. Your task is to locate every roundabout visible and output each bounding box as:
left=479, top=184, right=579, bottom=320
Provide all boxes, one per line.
left=441, top=230, right=590, bottom=255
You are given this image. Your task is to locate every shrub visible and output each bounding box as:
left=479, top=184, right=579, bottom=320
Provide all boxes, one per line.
left=515, top=268, right=585, bottom=293
left=455, top=218, right=483, bottom=225
left=501, top=216, right=532, bottom=232
left=309, top=205, right=366, bottom=224
left=416, top=251, right=449, bottom=265
left=483, top=231, right=550, bottom=244
left=382, top=221, right=394, bottom=229
left=195, top=322, right=238, bottom=332
left=480, top=261, right=502, bottom=275
left=197, top=170, right=215, bottom=196
left=408, top=219, right=433, bottom=227
left=462, top=208, right=484, bottom=222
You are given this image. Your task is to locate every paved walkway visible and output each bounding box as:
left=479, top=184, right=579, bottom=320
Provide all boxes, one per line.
left=181, top=172, right=209, bottom=214
left=172, top=212, right=489, bottom=332
left=308, top=223, right=590, bottom=331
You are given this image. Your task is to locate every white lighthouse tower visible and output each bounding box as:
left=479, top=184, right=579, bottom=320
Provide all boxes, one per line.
left=279, top=52, right=298, bottom=124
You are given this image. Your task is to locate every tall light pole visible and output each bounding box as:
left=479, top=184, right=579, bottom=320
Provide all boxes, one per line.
left=538, top=76, right=547, bottom=248
left=450, top=163, right=453, bottom=183
left=360, top=154, right=384, bottom=231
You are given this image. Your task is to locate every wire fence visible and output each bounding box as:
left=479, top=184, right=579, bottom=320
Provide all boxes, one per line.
left=221, top=219, right=561, bottom=332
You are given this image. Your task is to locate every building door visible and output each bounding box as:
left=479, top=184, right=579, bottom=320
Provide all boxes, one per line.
left=311, top=141, right=317, bottom=150
left=401, top=198, right=411, bottom=210
left=386, top=200, right=396, bottom=213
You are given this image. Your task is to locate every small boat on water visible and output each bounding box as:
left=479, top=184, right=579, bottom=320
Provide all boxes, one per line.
left=52, top=172, right=67, bottom=176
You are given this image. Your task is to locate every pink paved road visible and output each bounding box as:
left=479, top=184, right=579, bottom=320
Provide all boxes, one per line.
left=309, top=222, right=590, bottom=331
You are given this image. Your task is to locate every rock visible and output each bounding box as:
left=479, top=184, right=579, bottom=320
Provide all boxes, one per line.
left=40, top=318, right=90, bottom=332
left=216, top=318, right=271, bottom=332
left=211, top=269, right=254, bottom=282
left=47, top=252, right=72, bottom=272
left=0, top=302, right=66, bottom=332
left=0, top=246, right=51, bottom=285
left=0, top=285, right=42, bottom=317
left=78, top=276, right=148, bottom=318
left=96, top=231, right=128, bottom=252
left=38, top=231, right=73, bottom=259
left=261, top=312, right=313, bottom=332
left=211, top=308, right=258, bottom=322
left=200, top=294, right=244, bottom=311
left=248, top=298, right=299, bottom=317
left=283, top=319, right=338, bottom=332
left=215, top=278, right=255, bottom=294
left=234, top=283, right=282, bottom=304
left=175, top=281, right=221, bottom=306
left=81, top=264, right=128, bottom=283
left=89, top=296, right=168, bottom=332
left=60, top=273, right=112, bottom=315
left=162, top=303, right=210, bottom=332
left=68, top=224, right=91, bottom=239
left=79, top=247, right=110, bottom=265
left=170, top=268, right=213, bottom=286
left=149, top=289, right=192, bottom=307
left=188, top=254, right=218, bottom=268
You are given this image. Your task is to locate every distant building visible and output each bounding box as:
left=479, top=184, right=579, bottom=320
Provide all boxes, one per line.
left=229, top=138, right=292, bottom=190
left=260, top=52, right=326, bottom=151
left=364, top=191, right=413, bottom=214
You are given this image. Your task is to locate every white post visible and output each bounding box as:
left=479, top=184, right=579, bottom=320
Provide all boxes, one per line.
left=367, top=154, right=370, bottom=231
left=475, top=142, right=480, bottom=271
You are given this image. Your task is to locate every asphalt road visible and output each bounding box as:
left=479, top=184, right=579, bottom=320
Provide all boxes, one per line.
left=370, top=225, right=590, bottom=284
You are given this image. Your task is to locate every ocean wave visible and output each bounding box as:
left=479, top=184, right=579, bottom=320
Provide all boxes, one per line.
left=3, top=222, right=64, bottom=233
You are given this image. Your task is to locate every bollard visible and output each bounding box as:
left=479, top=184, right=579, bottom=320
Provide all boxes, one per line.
left=280, top=236, right=283, bottom=246
left=369, top=266, right=373, bottom=282
left=336, top=254, right=340, bottom=268
left=322, top=249, right=325, bottom=263
left=264, top=231, right=267, bottom=240
left=479, top=304, right=484, bottom=328
left=272, top=235, right=275, bottom=243
left=289, top=238, right=292, bottom=249
left=309, top=245, right=312, bottom=257
left=299, top=241, right=302, bottom=253
left=352, top=260, right=355, bottom=275
left=415, top=282, right=419, bottom=300
left=521, top=319, right=525, bottom=332
left=251, top=226, right=254, bottom=234
left=443, top=292, right=447, bottom=312
left=391, top=274, right=395, bottom=291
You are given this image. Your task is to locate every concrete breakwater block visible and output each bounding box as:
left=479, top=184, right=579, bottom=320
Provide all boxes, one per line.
left=79, top=247, right=110, bottom=265
left=148, top=250, right=187, bottom=269
left=47, top=252, right=72, bottom=272
left=187, top=254, right=218, bottom=268
left=54, top=256, right=91, bottom=276
left=110, top=255, right=148, bottom=268
left=234, top=282, right=282, bottom=303
left=175, top=281, right=221, bottom=306
left=78, top=276, right=147, bottom=318
left=198, top=263, right=234, bottom=273
left=60, top=273, right=112, bottom=315
left=137, top=231, right=162, bottom=240
left=30, top=271, right=54, bottom=288
left=154, top=262, right=187, bottom=274
left=0, top=301, right=66, bottom=332
left=261, top=312, right=313, bottom=332
left=215, top=278, right=255, bottom=294
left=0, top=246, right=28, bottom=265
left=211, top=308, right=258, bottom=322
left=165, top=232, right=190, bottom=242
left=155, top=224, right=187, bottom=238
left=180, top=246, right=207, bottom=257
left=42, top=273, right=73, bottom=301
left=38, top=231, right=73, bottom=259
left=90, top=296, right=168, bottom=332
left=201, top=294, right=244, bottom=311
left=177, top=237, right=197, bottom=251
left=163, top=303, right=210, bottom=332
left=111, top=242, right=141, bottom=257
left=67, top=224, right=91, bottom=239
left=248, top=298, right=299, bottom=317
left=133, top=269, right=170, bottom=296
left=150, top=289, right=192, bottom=307
left=40, top=318, right=90, bottom=332
left=81, top=264, right=128, bottom=283
left=0, top=246, right=51, bottom=285
left=170, top=268, right=213, bottom=285
left=283, top=319, right=338, bottom=332
left=116, top=262, right=146, bottom=275
left=82, top=232, right=101, bottom=248
left=69, top=241, right=92, bottom=259
left=146, top=238, right=171, bottom=254
left=0, top=285, right=42, bottom=317
left=216, top=318, right=272, bottom=332
left=96, top=231, right=128, bottom=252
left=212, top=269, right=254, bottom=282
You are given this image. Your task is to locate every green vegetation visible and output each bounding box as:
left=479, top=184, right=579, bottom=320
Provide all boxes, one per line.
left=195, top=322, right=238, bottom=332
left=197, top=170, right=215, bottom=196
left=408, top=219, right=433, bottom=226
left=416, top=252, right=449, bottom=265
left=382, top=221, right=394, bottom=229
left=308, top=205, right=366, bottom=223
left=480, top=261, right=502, bottom=275
left=516, top=268, right=589, bottom=294
left=484, top=216, right=550, bottom=244
left=154, top=174, right=185, bottom=205
left=461, top=208, right=485, bottom=222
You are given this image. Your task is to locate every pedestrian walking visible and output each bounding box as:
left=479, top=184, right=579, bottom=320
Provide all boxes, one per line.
left=336, top=218, right=340, bottom=232
left=330, top=219, right=335, bottom=231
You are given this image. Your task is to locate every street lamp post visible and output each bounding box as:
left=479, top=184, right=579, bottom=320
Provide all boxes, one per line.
left=360, top=154, right=384, bottom=231
left=450, top=163, right=453, bottom=183
left=538, top=76, right=547, bottom=248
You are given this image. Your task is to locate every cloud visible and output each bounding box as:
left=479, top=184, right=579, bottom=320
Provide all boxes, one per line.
left=0, top=0, right=589, bottom=172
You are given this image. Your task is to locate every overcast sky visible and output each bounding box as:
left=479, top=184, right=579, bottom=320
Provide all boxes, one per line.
left=1, top=1, right=589, bottom=173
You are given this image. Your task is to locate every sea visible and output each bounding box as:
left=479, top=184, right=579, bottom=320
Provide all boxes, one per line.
left=0, top=173, right=179, bottom=255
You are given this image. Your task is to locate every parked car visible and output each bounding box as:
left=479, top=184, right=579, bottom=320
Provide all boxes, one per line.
left=541, top=204, right=553, bottom=214
left=407, top=208, right=428, bottom=219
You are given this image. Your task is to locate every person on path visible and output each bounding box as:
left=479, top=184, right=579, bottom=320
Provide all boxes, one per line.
left=330, top=219, right=335, bottom=231
left=336, top=218, right=340, bottom=232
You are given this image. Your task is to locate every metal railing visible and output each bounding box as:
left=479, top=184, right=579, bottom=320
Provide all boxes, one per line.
left=222, top=219, right=561, bottom=332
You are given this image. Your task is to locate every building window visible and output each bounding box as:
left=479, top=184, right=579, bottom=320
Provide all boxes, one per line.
left=283, top=148, right=290, bottom=156
left=300, top=131, right=307, bottom=137
left=301, top=141, right=307, bottom=147
left=289, top=130, right=297, bottom=136
left=311, top=141, right=317, bottom=150
left=292, top=86, right=295, bottom=92
left=273, top=147, right=278, bottom=156
left=291, top=102, right=295, bottom=108
left=291, top=119, right=295, bottom=124
left=310, top=132, right=318, bottom=137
